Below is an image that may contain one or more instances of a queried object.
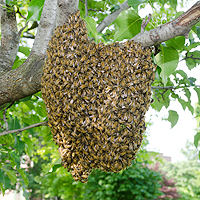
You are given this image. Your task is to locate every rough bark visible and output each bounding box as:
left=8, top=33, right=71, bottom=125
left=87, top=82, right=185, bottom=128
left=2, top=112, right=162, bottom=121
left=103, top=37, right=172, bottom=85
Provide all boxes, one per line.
left=56, top=0, right=79, bottom=27
left=0, top=0, right=200, bottom=107
left=0, top=1, right=19, bottom=73
left=132, top=1, right=200, bottom=47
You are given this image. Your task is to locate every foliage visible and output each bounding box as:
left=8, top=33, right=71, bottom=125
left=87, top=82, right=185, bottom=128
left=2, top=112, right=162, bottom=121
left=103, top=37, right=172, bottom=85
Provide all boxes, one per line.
left=151, top=163, right=180, bottom=200
left=82, top=161, right=163, bottom=200
left=0, top=0, right=200, bottom=199
left=160, top=160, right=200, bottom=200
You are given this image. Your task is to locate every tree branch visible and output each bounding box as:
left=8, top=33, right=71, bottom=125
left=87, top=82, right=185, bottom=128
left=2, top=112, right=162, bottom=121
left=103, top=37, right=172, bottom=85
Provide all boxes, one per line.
left=132, top=1, right=200, bottom=47
left=55, top=0, right=79, bottom=27
left=0, top=2, right=20, bottom=73
left=31, top=0, right=57, bottom=55
left=0, top=0, right=57, bottom=107
left=0, top=121, right=48, bottom=137
left=85, top=0, right=88, bottom=17
left=141, top=14, right=151, bottom=33
left=96, top=1, right=130, bottom=33
left=0, top=0, right=200, bottom=107
left=151, top=85, right=200, bottom=90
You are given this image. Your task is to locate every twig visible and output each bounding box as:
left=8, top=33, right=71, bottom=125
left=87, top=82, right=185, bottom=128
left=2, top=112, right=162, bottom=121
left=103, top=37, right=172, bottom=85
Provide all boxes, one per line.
left=0, top=121, right=49, bottom=137
left=3, top=102, right=14, bottom=131
left=14, top=7, right=27, bottom=20
left=159, top=89, right=168, bottom=100
left=85, top=0, right=88, bottom=17
left=151, top=85, right=200, bottom=90
left=141, top=14, right=151, bottom=33
left=18, top=21, right=29, bottom=36
left=152, top=90, right=160, bottom=102
left=152, top=86, right=176, bottom=90
left=0, top=124, right=5, bottom=130
left=88, top=8, right=103, bottom=12
left=96, top=1, right=130, bottom=33
left=180, top=54, right=200, bottom=62
left=80, top=0, right=85, bottom=3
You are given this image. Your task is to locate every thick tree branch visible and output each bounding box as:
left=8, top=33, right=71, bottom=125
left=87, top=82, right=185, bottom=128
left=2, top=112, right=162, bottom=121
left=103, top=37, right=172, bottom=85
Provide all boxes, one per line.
left=132, top=1, right=200, bottom=47
left=0, top=2, right=19, bottom=73
left=31, top=0, right=57, bottom=55
left=0, top=0, right=200, bottom=107
left=96, top=1, right=130, bottom=33
left=0, top=0, right=57, bottom=107
left=56, top=0, right=79, bottom=27
left=0, top=121, right=48, bottom=137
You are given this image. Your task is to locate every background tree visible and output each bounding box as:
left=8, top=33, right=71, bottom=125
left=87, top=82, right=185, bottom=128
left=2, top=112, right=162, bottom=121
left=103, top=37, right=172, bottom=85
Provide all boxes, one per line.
left=0, top=0, right=200, bottom=199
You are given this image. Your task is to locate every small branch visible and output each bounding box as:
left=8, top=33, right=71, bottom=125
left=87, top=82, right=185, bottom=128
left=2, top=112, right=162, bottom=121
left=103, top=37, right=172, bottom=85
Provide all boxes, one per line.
left=132, top=1, right=200, bottom=47
left=88, top=8, right=103, bottom=12
left=18, top=21, right=29, bottom=36
left=85, top=0, right=88, bottom=17
left=141, top=14, right=151, bottom=33
left=96, top=1, right=130, bottom=33
left=14, top=7, right=26, bottom=20
left=0, top=124, right=5, bottom=130
left=152, top=85, right=200, bottom=90
left=80, top=0, right=85, bottom=3
left=152, top=86, right=176, bottom=90
left=152, top=90, right=160, bottom=102
left=0, top=121, right=49, bottom=137
left=181, top=53, right=200, bottom=62
left=3, top=102, right=14, bottom=131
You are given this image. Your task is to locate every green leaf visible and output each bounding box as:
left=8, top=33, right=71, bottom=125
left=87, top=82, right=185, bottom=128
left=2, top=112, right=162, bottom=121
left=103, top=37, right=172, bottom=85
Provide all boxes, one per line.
left=12, top=57, right=26, bottom=70
left=194, top=87, right=200, bottom=105
left=18, top=46, right=31, bottom=57
left=178, top=98, right=186, bottom=110
left=196, top=26, right=200, bottom=39
left=151, top=97, right=163, bottom=111
left=186, top=51, right=200, bottom=70
left=165, top=36, right=185, bottom=50
left=10, top=151, right=20, bottom=169
left=8, top=116, right=21, bottom=130
left=18, top=169, right=28, bottom=186
left=167, top=110, right=179, bottom=128
left=194, top=132, right=200, bottom=148
left=155, top=46, right=179, bottom=86
left=84, top=17, right=98, bottom=42
left=26, top=0, right=45, bottom=21
left=35, top=102, right=47, bottom=117
left=14, top=136, right=25, bottom=155
left=127, top=0, right=147, bottom=9
left=185, top=101, right=194, bottom=114
left=0, top=183, right=5, bottom=196
left=169, top=0, right=177, bottom=10
left=114, top=9, right=142, bottom=41
left=5, top=170, right=17, bottom=185
left=24, top=137, right=33, bottom=157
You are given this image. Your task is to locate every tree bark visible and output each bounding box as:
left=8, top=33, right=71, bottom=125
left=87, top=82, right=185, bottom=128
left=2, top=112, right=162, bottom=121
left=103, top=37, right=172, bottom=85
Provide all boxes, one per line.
left=0, top=0, right=200, bottom=107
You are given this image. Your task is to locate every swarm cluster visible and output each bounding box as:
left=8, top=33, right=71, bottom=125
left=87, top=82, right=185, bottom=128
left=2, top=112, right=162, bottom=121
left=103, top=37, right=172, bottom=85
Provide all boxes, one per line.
left=41, top=11, right=156, bottom=183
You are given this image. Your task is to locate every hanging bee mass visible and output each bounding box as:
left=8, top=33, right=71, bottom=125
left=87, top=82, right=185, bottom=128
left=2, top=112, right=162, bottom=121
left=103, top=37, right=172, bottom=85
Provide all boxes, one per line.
left=41, top=10, right=156, bottom=183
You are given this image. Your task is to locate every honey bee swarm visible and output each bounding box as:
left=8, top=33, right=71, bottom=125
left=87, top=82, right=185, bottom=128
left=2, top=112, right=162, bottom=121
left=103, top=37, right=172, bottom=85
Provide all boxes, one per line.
left=41, top=10, right=156, bottom=183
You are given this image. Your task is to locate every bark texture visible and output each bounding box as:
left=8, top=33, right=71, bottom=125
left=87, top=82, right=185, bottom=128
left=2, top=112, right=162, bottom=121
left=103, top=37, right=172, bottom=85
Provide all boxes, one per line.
left=0, top=1, right=19, bottom=73
left=0, top=0, right=200, bottom=107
